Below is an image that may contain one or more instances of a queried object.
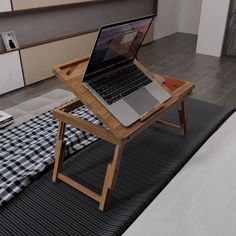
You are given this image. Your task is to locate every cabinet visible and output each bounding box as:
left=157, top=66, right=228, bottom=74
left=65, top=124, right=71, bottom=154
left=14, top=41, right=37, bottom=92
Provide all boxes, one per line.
left=0, top=0, right=12, bottom=12
left=0, top=0, right=156, bottom=93
left=0, top=51, right=25, bottom=95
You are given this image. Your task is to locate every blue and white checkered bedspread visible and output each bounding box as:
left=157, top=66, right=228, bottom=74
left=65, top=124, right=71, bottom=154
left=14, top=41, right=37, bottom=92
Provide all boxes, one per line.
left=0, top=105, right=100, bottom=207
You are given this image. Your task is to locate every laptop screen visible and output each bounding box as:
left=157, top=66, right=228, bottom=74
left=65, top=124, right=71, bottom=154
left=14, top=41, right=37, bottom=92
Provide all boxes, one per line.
left=83, top=15, right=153, bottom=81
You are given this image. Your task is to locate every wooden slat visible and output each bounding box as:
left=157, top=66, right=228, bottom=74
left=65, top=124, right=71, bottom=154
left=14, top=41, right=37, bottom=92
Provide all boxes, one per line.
left=52, top=121, right=66, bottom=182
left=58, top=173, right=101, bottom=202
left=99, top=144, right=124, bottom=211
left=156, top=119, right=181, bottom=130
left=56, top=98, right=83, bottom=112
left=53, top=109, right=122, bottom=145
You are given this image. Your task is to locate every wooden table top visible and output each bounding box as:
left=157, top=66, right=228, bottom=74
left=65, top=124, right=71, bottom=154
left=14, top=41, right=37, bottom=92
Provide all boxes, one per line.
left=53, top=56, right=195, bottom=141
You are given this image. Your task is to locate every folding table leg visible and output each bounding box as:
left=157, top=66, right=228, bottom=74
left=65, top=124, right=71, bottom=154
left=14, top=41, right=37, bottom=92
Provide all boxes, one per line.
left=99, top=144, right=124, bottom=211
left=52, top=121, right=66, bottom=182
left=179, top=99, right=187, bottom=135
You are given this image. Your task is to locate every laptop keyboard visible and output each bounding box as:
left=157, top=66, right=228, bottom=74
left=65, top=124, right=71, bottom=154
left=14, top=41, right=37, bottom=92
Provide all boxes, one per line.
left=88, top=64, right=152, bottom=105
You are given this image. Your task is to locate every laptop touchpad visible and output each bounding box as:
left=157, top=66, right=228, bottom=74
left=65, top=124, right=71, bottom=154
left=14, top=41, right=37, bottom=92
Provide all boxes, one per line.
left=124, top=88, right=159, bottom=115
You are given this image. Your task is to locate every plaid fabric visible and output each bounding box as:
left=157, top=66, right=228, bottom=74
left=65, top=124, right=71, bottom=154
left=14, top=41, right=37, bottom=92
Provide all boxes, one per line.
left=0, top=105, right=101, bottom=207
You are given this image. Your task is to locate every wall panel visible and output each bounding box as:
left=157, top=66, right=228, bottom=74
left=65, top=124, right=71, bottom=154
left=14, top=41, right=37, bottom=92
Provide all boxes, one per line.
left=178, top=0, right=202, bottom=34
left=0, top=51, right=24, bottom=95
left=0, top=0, right=153, bottom=53
left=154, top=0, right=181, bottom=40
left=144, top=22, right=154, bottom=44
left=21, top=22, right=154, bottom=86
left=0, top=0, right=12, bottom=12
left=0, top=0, right=155, bottom=94
left=196, top=0, right=231, bottom=57
left=21, top=32, right=98, bottom=85
left=12, top=0, right=96, bottom=10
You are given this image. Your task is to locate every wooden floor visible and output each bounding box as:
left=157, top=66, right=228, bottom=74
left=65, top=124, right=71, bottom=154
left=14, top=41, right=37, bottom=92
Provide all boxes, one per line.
left=0, top=33, right=236, bottom=110
left=139, top=33, right=236, bottom=108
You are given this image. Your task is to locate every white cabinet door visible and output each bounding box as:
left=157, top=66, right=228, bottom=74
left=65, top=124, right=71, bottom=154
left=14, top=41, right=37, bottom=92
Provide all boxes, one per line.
left=0, top=0, right=12, bottom=12
left=0, top=51, right=24, bottom=95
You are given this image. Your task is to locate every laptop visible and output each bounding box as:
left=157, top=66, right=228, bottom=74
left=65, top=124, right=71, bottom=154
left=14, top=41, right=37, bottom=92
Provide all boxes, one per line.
left=83, top=15, right=171, bottom=127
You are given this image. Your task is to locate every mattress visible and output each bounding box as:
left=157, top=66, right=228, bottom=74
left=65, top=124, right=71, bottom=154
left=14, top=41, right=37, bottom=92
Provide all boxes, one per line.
left=0, top=98, right=234, bottom=236
left=124, top=113, right=236, bottom=236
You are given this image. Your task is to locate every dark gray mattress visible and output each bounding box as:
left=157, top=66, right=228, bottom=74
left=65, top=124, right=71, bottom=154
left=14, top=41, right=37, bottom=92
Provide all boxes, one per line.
left=0, top=98, right=233, bottom=236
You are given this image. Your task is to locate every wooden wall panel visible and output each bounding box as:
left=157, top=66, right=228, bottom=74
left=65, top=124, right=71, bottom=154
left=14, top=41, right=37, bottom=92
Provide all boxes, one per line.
left=21, top=32, right=98, bottom=85
left=21, top=21, right=153, bottom=85
left=0, top=51, right=24, bottom=95
left=12, top=0, right=95, bottom=11
left=0, top=0, right=156, bottom=95
left=21, top=22, right=154, bottom=86
left=0, top=0, right=153, bottom=53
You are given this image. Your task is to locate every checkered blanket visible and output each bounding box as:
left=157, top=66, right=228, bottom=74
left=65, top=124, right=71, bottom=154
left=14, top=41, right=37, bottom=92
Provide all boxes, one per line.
left=0, top=106, right=100, bottom=207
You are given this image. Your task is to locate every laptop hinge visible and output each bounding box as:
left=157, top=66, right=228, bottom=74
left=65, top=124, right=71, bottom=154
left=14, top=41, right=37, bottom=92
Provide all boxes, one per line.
left=86, top=58, right=134, bottom=81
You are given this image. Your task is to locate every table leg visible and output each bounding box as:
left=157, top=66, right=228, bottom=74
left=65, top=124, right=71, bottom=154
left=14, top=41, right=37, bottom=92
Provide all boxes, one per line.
left=99, top=144, right=124, bottom=211
left=179, top=99, right=188, bottom=135
left=52, top=121, right=66, bottom=183
left=156, top=98, right=188, bottom=135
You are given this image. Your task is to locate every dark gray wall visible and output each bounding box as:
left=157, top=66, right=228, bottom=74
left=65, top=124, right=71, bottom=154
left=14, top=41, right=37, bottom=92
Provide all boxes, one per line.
left=0, top=0, right=154, bottom=52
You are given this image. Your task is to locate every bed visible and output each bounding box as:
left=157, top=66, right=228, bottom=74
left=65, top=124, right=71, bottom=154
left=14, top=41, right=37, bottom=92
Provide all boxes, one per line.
left=0, top=98, right=234, bottom=236
left=125, top=113, right=236, bottom=236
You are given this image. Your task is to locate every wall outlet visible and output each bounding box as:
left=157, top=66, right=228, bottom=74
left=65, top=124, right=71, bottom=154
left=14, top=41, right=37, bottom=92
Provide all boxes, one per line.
left=1, top=31, right=20, bottom=52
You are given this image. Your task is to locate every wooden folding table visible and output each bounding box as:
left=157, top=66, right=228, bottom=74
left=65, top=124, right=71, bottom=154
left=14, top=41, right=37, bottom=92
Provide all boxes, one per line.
left=52, top=56, right=195, bottom=211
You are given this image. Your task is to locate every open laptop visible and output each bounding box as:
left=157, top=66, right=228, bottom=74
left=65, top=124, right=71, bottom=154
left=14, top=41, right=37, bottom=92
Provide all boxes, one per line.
left=83, top=15, right=171, bottom=127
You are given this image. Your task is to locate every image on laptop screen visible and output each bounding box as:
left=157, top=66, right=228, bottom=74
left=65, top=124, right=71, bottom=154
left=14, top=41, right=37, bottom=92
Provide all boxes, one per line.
left=84, top=16, right=153, bottom=80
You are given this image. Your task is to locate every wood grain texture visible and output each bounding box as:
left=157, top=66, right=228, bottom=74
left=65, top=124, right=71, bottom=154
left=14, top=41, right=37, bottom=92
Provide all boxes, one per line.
left=52, top=121, right=66, bottom=182
left=53, top=56, right=195, bottom=141
left=57, top=173, right=101, bottom=202
left=53, top=109, right=121, bottom=145
left=52, top=52, right=194, bottom=211
left=99, top=144, right=124, bottom=211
